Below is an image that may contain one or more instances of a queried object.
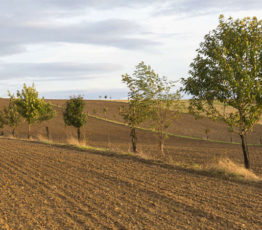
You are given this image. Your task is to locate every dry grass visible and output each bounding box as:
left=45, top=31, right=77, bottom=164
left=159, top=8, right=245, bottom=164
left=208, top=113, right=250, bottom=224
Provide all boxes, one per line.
left=206, top=158, right=261, bottom=182
left=66, top=136, right=87, bottom=146
left=36, top=134, right=54, bottom=144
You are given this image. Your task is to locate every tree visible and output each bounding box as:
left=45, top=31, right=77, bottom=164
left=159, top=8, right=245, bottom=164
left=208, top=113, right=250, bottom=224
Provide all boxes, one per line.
left=147, top=77, right=181, bottom=154
left=15, top=83, right=56, bottom=139
left=121, top=75, right=149, bottom=153
left=0, top=110, right=6, bottom=135
left=204, top=128, right=210, bottom=140
left=38, top=101, right=56, bottom=140
left=103, top=106, right=108, bottom=119
left=133, top=62, right=181, bottom=154
left=63, top=96, right=87, bottom=143
left=182, top=15, right=262, bottom=169
left=3, top=93, right=21, bottom=137
left=122, top=61, right=181, bottom=154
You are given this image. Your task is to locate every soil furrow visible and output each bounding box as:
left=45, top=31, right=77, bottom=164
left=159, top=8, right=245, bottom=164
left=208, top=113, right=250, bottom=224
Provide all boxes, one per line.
left=0, top=138, right=261, bottom=229
left=1, top=148, right=159, bottom=228
left=0, top=155, right=103, bottom=229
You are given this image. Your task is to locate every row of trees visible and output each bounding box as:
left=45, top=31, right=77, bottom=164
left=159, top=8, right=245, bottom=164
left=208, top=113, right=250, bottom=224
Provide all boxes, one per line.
left=0, top=84, right=87, bottom=142
left=122, top=15, right=262, bottom=169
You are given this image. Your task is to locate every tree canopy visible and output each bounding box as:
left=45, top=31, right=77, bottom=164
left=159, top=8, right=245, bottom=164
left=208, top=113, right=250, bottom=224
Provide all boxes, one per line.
left=3, top=94, right=21, bottom=136
left=15, top=83, right=56, bottom=138
left=63, top=96, right=87, bottom=142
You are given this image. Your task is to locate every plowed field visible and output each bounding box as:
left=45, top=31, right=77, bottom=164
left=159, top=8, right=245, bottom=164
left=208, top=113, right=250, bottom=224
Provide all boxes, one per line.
left=0, top=138, right=261, bottom=229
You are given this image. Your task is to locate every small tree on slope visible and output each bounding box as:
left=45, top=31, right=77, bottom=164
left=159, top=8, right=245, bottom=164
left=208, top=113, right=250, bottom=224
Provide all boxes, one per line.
left=63, top=96, right=87, bottom=143
left=3, top=93, right=21, bottom=137
left=120, top=75, right=149, bottom=153
left=122, top=62, right=181, bottom=154
left=15, top=84, right=56, bottom=139
left=182, top=15, right=262, bottom=169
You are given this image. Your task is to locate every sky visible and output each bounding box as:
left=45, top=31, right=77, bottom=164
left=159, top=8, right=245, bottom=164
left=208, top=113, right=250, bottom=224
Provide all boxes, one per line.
left=0, top=0, right=261, bottom=99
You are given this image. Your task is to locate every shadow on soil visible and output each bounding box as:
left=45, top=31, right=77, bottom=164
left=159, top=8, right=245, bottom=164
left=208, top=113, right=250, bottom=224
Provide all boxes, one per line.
left=12, top=137, right=261, bottom=189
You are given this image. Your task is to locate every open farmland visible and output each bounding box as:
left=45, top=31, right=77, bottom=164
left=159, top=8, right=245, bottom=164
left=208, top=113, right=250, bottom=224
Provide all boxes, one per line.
left=0, top=138, right=261, bottom=229
left=0, top=98, right=262, bottom=229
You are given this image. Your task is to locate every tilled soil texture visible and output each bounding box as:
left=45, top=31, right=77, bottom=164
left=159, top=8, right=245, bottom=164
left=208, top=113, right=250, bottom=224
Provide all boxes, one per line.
left=0, top=139, right=261, bottom=230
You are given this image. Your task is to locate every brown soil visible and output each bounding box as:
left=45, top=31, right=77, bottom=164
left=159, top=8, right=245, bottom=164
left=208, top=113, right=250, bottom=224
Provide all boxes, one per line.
left=0, top=98, right=262, bottom=229
left=0, top=138, right=261, bottom=230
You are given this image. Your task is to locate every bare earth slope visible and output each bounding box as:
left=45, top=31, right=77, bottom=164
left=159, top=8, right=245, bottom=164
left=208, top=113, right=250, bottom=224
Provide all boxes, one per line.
left=0, top=139, right=261, bottom=229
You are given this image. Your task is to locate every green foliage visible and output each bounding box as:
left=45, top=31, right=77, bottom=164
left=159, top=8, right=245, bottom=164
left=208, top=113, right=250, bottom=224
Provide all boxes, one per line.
left=182, top=15, right=262, bottom=168
left=182, top=15, right=262, bottom=135
left=63, top=96, right=87, bottom=128
left=146, top=76, right=181, bottom=137
left=122, top=61, right=181, bottom=153
left=15, top=83, right=55, bottom=125
left=121, top=62, right=152, bottom=128
left=3, top=93, right=21, bottom=130
left=0, top=110, right=6, bottom=129
left=14, top=83, right=56, bottom=138
left=135, top=62, right=181, bottom=152
left=121, top=62, right=154, bottom=152
left=38, top=101, right=56, bottom=122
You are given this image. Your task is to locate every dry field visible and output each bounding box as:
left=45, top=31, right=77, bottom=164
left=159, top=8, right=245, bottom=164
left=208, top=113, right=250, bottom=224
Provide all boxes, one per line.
left=0, top=98, right=262, bottom=229
left=0, top=138, right=261, bottom=229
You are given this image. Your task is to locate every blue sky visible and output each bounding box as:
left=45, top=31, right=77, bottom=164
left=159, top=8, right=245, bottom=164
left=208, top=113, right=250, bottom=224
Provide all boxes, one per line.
left=0, top=0, right=261, bottom=99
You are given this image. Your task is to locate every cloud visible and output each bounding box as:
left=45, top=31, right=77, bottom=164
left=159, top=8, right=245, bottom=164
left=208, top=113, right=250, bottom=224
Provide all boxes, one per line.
left=0, top=19, right=160, bottom=56
left=0, top=42, right=26, bottom=56
left=0, top=62, right=123, bottom=81
left=2, top=0, right=259, bottom=56
left=0, top=0, right=165, bottom=22
left=1, top=1, right=260, bottom=22
left=157, top=0, right=262, bottom=16
left=0, top=0, right=160, bottom=12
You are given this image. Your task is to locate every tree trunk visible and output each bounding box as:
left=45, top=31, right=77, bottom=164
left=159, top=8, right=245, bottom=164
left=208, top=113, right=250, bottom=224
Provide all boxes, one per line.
left=12, top=128, right=15, bottom=137
left=46, top=126, right=50, bottom=140
left=159, top=134, right=165, bottom=155
left=77, top=127, right=81, bottom=143
left=130, top=128, right=137, bottom=153
left=28, top=124, right=31, bottom=139
left=240, top=134, right=250, bottom=169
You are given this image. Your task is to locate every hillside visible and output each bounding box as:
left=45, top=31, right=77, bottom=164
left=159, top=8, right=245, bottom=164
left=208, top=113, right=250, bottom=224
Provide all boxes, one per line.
left=1, top=98, right=262, bottom=145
